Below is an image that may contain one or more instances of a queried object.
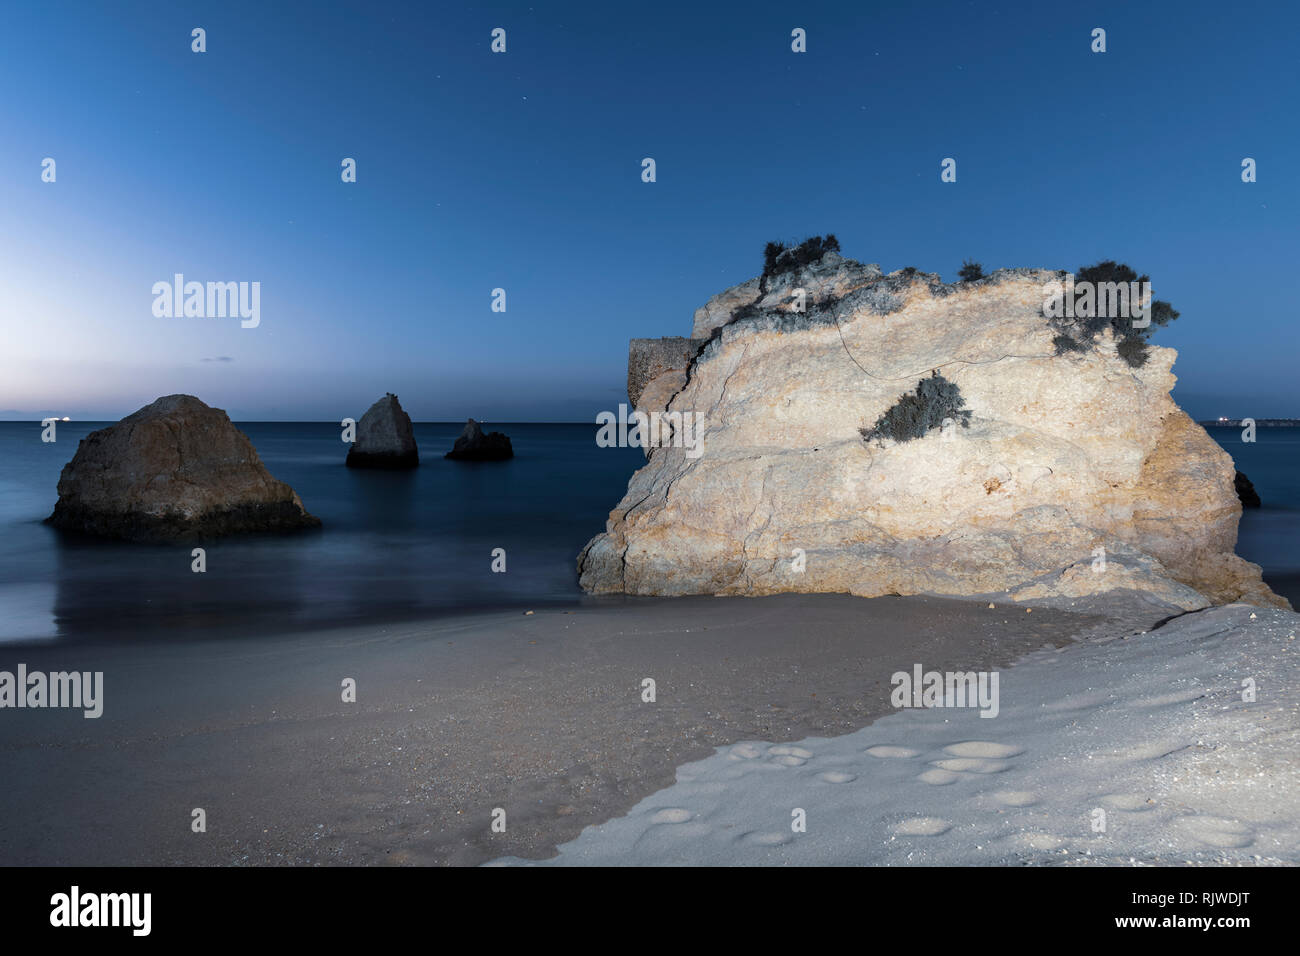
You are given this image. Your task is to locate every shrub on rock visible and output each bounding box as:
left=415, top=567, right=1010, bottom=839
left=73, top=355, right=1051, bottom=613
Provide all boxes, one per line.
left=861, top=372, right=971, bottom=443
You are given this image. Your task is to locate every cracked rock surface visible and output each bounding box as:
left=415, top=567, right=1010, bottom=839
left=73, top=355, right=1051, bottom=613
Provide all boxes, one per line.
left=579, top=257, right=1286, bottom=610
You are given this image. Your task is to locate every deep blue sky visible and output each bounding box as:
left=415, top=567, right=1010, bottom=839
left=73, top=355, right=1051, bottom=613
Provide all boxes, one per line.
left=1, top=0, right=1295, bottom=421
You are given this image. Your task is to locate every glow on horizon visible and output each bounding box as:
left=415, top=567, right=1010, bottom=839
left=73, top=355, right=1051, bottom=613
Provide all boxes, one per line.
left=2, top=0, right=1298, bottom=422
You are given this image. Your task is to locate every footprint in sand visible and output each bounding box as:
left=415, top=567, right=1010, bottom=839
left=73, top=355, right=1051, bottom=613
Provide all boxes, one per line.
left=991, top=791, right=1039, bottom=807
left=866, top=745, right=919, bottom=759
left=894, top=817, right=951, bottom=836
left=649, top=808, right=693, bottom=824
left=943, top=741, right=1024, bottom=759
left=919, top=768, right=961, bottom=785
left=932, top=757, right=1011, bottom=774
left=1178, top=816, right=1254, bottom=849
left=769, top=745, right=812, bottom=766
left=741, top=831, right=793, bottom=847
left=1099, top=793, right=1154, bottom=811
left=730, top=743, right=763, bottom=760
left=817, top=770, right=857, bottom=784
left=769, top=745, right=813, bottom=758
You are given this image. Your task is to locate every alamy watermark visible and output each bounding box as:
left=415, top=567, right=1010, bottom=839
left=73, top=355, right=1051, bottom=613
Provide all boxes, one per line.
left=0, top=664, right=103, bottom=718
left=1043, top=276, right=1151, bottom=328
left=152, top=274, right=260, bottom=328
left=596, top=403, right=704, bottom=458
left=890, top=664, right=1000, bottom=718
left=50, top=886, right=150, bottom=936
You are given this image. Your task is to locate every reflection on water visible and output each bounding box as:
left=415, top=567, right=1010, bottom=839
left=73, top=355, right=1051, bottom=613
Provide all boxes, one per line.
left=0, top=422, right=643, bottom=645
left=0, top=583, right=57, bottom=642
left=0, top=422, right=1294, bottom=645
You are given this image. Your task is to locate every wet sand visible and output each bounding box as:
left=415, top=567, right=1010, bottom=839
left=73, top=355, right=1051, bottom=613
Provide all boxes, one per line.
left=0, top=593, right=1143, bottom=866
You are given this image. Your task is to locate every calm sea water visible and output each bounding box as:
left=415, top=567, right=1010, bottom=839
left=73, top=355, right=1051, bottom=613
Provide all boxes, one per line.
left=0, top=423, right=1294, bottom=644
left=0, top=422, right=643, bottom=644
left=1205, top=426, right=1300, bottom=607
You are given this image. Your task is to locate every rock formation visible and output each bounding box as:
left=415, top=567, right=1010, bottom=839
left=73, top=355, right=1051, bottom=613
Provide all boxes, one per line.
left=445, top=419, right=513, bottom=461
left=47, top=394, right=320, bottom=541
left=628, top=337, right=698, bottom=412
left=346, top=393, right=419, bottom=469
left=579, top=248, right=1288, bottom=611
left=692, top=249, right=883, bottom=339
left=1235, top=470, right=1262, bottom=508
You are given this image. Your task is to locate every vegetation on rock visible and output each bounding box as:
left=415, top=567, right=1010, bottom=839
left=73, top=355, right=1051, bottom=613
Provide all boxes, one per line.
left=860, top=371, right=971, bottom=443
left=733, top=235, right=844, bottom=317
left=762, top=235, right=840, bottom=280
left=1050, top=260, right=1180, bottom=369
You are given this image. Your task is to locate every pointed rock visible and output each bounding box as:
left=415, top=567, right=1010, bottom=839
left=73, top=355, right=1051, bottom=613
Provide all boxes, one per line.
left=346, top=393, right=419, bottom=469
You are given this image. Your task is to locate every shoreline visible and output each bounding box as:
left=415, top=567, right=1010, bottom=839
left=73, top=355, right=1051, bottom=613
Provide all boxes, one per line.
left=0, top=591, right=1156, bottom=866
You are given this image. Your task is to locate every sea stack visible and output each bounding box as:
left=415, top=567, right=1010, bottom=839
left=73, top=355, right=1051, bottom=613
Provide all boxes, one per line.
left=579, top=243, right=1289, bottom=611
left=345, top=393, right=419, bottom=469
left=47, top=394, right=320, bottom=541
left=445, top=419, right=513, bottom=461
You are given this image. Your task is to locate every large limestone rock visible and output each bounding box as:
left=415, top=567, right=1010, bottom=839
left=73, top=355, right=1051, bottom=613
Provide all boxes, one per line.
left=47, top=394, right=320, bottom=541
left=346, top=393, right=419, bottom=469
left=580, top=254, right=1288, bottom=611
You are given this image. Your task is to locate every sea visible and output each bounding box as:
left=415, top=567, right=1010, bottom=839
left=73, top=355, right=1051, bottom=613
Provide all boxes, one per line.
left=0, top=422, right=1294, bottom=644
left=0, top=422, right=642, bottom=644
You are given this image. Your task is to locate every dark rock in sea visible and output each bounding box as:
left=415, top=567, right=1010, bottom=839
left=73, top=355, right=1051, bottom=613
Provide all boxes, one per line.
left=1235, top=470, right=1262, bottom=508
left=445, top=419, right=514, bottom=461
left=46, top=394, right=320, bottom=541
left=346, top=393, right=419, bottom=469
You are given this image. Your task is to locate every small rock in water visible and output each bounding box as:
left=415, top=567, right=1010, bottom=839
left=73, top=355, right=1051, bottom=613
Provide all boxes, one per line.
left=1234, top=470, right=1262, bottom=508
left=445, top=418, right=514, bottom=461
left=346, top=393, right=419, bottom=469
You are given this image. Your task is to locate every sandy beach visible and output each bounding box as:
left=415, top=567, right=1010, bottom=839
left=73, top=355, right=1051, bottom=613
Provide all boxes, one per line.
left=494, top=603, right=1300, bottom=866
left=1, top=592, right=1134, bottom=867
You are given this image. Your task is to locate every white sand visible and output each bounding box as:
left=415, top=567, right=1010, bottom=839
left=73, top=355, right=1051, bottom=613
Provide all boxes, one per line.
left=492, top=604, right=1300, bottom=865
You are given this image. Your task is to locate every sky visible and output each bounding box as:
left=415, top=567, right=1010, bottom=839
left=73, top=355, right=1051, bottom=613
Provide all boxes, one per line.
left=1, top=0, right=1296, bottom=422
